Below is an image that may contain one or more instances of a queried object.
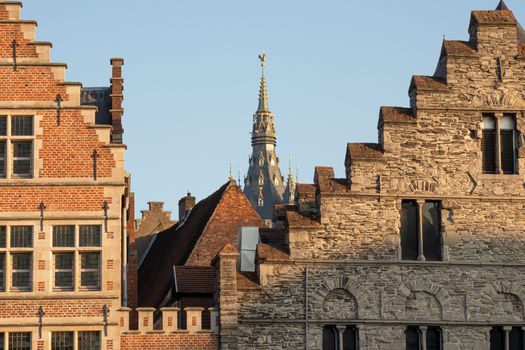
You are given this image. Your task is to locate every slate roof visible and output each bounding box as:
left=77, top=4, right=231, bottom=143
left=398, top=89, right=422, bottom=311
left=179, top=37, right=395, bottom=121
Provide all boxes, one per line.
left=442, top=40, right=477, bottom=57
left=81, top=87, right=112, bottom=125
left=138, top=181, right=230, bottom=307
left=173, top=266, right=215, bottom=294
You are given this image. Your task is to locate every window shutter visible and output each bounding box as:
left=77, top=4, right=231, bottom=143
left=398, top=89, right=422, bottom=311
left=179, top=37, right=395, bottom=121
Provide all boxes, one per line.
left=500, top=129, right=515, bottom=174
left=482, top=130, right=497, bottom=174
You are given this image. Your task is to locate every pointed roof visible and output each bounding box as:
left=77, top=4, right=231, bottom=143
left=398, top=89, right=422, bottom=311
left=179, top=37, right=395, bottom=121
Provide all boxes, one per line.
left=257, top=53, right=270, bottom=113
left=495, top=0, right=525, bottom=43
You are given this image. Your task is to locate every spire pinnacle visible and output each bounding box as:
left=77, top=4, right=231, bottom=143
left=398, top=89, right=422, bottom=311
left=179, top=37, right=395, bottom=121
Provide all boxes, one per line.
left=229, top=158, right=234, bottom=181
left=257, top=52, right=270, bottom=113
left=496, top=0, right=509, bottom=10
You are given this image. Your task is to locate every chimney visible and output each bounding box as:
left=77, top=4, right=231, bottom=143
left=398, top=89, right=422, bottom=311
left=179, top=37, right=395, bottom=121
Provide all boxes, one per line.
left=110, top=58, right=124, bottom=144
left=178, top=192, right=196, bottom=221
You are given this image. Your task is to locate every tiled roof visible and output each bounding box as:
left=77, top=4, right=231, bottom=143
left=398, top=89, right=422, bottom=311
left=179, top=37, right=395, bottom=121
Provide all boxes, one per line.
left=81, top=87, right=112, bottom=125
left=256, top=243, right=290, bottom=261
left=378, top=107, right=416, bottom=128
left=138, top=182, right=230, bottom=307
left=410, top=76, right=448, bottom=92
left=345, top=143, right=384, bottom=165
left=285, top=208, right=321, bottom=229
left=314, top=166, right=349, bottom=193
left=296, top=183, right=316, bottom=194
left=173, top=266, right=215, bottom=294
left=442, top=40, right=477, bottom=57
left=259, top=228, right=287, bottom=251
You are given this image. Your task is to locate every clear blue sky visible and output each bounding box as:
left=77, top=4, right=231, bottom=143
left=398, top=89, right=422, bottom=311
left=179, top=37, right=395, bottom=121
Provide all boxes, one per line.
left=24, top=0, right=524, bottom=216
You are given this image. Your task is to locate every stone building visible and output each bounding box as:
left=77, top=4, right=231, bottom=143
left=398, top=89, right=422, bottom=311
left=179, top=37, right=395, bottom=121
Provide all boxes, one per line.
left=0, top=1, right=130, bottom=349
left=213, top=2, right=525, bottom=350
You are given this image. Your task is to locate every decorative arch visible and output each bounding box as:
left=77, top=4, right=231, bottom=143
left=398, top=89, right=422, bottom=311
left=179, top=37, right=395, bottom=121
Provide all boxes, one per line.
left=315, top=276, right=366, bottom=319
left=481, top=282, right=525, bottom=322
left=398, top=280, right=449, bottom=320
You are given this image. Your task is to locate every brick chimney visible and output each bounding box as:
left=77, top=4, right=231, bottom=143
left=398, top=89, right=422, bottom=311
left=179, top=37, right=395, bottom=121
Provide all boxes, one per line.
left=110, top=58, right=124, bottom=143
left=178, top=192, right=196, bottom=221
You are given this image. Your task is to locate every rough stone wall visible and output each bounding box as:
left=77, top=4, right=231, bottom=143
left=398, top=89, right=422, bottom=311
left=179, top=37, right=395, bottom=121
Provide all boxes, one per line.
left=231, top=7, right=525, bottom=350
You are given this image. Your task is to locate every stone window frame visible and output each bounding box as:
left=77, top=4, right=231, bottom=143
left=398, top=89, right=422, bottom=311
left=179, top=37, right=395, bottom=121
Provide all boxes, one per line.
left=399, top=199, right=443, bottom=262
left=481, top=112, right=518, bottom=175
left=489, top=326, right=524, bottom=350
left=322, top=324, right=360, bottom=350
left=50, top=330, right=101, bottom=350
left=51, top=224, right=102, bottom=292
left=0, top=225, right=34, bottom=292
left=0, top=115, right=35, bottom=179
left=405, top=325, right=442, bottom=350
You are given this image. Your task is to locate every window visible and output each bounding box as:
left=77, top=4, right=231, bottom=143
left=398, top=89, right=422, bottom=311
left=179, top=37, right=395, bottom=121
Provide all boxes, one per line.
left=8, top=332, right=31, bottom=350
left=0, top=115, right=34, bottom=179
left=80, top=253, right=100, bottom=290
left=52, top=225, right=102, bottom=291
left=491, top=327, right=523, bottom=350
left=10, top=226, right=32, bottom=248
left=51, top=332, right=73, bottom=350
left=406, top=326, right=441, bottom=350
left=400, top=200, right=442, bottom=261
left=322, top=325, right=359, bottom=350
left=482, top=113, right=517, bottom=174
left=78, top=331, right=100, bottom=350
left=0, top=333, right=3, bottom=350
left=0, top=253, right=5, bottom=292
left=11, top=254, right=31, bottom=291
left=54, top=253, right=74, bottom=290
left=0, top=226, right=6, bottom=248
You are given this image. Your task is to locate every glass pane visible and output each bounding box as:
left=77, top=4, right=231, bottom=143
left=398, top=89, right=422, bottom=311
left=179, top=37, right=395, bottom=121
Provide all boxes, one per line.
left=53, top=226, right=75, bottom=247
left=482, top=130, right=497, bottom=174
left=0, top=254, right=4, bottom=291
left=55, top=254, right=74, bottom=269
left=52, top=332, right=73, bottom=350
left=0, top=116, right=6, bottom=135
left=12, top=254, right=31, bottom=270
left=422, top=202, right=442, bottom=261
left=13, top=142, right=31, bottom=158
left=0, top=141, right=5, bottom=178
left=483, top=115, right=496, bottom=130
left=0, top=333, right=3, bottom=350
left=500, top=115, right=515, bottom=130
left=405, top=327, right=420, bottom=350
left=55, top=271, right=73, bottom=288
left=490, top=327, right=505, bottom=350
left=426, top=327, right=442, bottom=350
left=510, top=327, right=523, bottom=350
left=343, top=326, right=358, bottom=350
left=78, top=331, right=100, bottom=350
left=79, top=225, right=101, bottom=247
left=8, top=332, right=31, bottom=350
left=13, top=160, right=31, bottom=176
left=10, top=226, right=33, bottom=248
left=81, top=253, right=100, bottom=269
left=0, top=226, right=6, bottom=248
left=322, top=326, right=338, bottom=350
left=81, top=271, right=99, bottom=287
left=11, top=116, right=33, bottom=136
left=500, top=130, right=516, bottom=174
left=400, top=201, right=419, bottom=260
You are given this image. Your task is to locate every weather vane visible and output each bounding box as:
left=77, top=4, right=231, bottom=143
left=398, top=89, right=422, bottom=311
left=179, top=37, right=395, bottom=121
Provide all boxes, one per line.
left=258, top=52, right=267, bottom=70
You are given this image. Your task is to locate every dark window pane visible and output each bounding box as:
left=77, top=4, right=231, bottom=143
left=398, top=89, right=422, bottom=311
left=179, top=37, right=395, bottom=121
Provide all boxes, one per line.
left=510, top=327, right=523, bottom=350
left=8, top=332, right=31, bottom=350
left=0, top=141, right=5, bottom=178
left=401, top=201, right=419, bottom=260
left=482, top=116, right=497, bottom=174
left=52, top=332, right=73, bottom=350
left=343, top=326, right=358, bottom=350
left=500, top=130, right=516, bottom=174
left=11, top=116, right=33, bottom=136
left=52, top=226, right=75, bottom=247
left=0, top=226, right=6, bottom=248
left=54, top=253, right=74, bottom=289
left=0, top=253, right=4, bottom=291
left=322, top=326, right=338, bottom=350
left=81, top=253, right=100, bottom=289
left=78, top=331, right=100, bottom=350
left=426, top=327, right=442, bottom=350
left=12, top=141, right=32, bottom=177
left=406, top=326, right=420, bottom=350
left=0, top=116, right=6, bottom=135
left=10, top=226, right=33, bottom=248
left=12, top=254, right=31, bottom=290
left=490, top=327, right=505, bottom=350
left=422, top=202, right=442, bottom=261
left=0, top=333, right=3, bottom=350
left=13, top=142, right=31, bottom=157
left=79, top=225, right=101, bottom=247
left=81, top=253, right=99, bottom=269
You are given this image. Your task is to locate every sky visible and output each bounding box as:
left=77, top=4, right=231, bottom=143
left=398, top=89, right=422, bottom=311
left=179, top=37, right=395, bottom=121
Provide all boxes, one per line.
left=24, top=0, right=524, bottom=216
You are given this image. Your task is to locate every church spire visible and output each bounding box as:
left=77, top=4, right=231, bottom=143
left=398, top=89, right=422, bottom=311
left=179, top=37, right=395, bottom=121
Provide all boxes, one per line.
left=251, top=53, right=277, bottom=147
left=257, top=53, right=269, bottom=113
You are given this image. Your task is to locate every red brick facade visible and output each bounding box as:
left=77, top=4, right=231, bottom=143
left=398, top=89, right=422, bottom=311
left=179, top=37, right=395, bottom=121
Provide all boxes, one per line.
left=120, top=333, right=219, bottom=350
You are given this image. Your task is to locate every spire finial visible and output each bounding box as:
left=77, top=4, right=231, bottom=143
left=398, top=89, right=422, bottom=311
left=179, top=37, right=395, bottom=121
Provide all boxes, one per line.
left=229, top=158, right=234, bottom=181
left=496, top=0, right=509, bottom=10
left=296, top=163, right=300, bottom=183
left=257, top=53, right=270, bottom=113
left=238, top=166, right=242, bottom=187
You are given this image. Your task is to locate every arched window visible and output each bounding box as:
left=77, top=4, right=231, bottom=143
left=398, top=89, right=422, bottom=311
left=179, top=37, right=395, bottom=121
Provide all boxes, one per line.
left=322, top=325, right=359, bottom=350
left=323, top=326, right=338, bottom=350
left=482, top=114, right=497, bottom=174
left=490, top=326, right=524, bottom=350
left=406, top=326, right=441, bottom=350
left=482, top=113, right=517, bottom=174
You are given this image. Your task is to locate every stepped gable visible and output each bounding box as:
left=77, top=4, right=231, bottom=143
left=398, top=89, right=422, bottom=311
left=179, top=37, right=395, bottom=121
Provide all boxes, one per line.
left=138, top=180, right=263, bottom=307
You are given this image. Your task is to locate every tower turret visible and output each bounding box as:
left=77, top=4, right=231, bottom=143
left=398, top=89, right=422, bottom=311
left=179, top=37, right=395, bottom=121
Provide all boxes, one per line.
left=244, top=54, right=285, bottom=220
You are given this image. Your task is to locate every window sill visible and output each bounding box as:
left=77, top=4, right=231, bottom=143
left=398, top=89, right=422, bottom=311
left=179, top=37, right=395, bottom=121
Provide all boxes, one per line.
left=479, top=174, right=521, bottom=181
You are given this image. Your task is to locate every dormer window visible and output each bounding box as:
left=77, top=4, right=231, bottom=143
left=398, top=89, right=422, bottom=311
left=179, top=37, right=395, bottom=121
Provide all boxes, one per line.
left=482, top=113, right=517, bottom=174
